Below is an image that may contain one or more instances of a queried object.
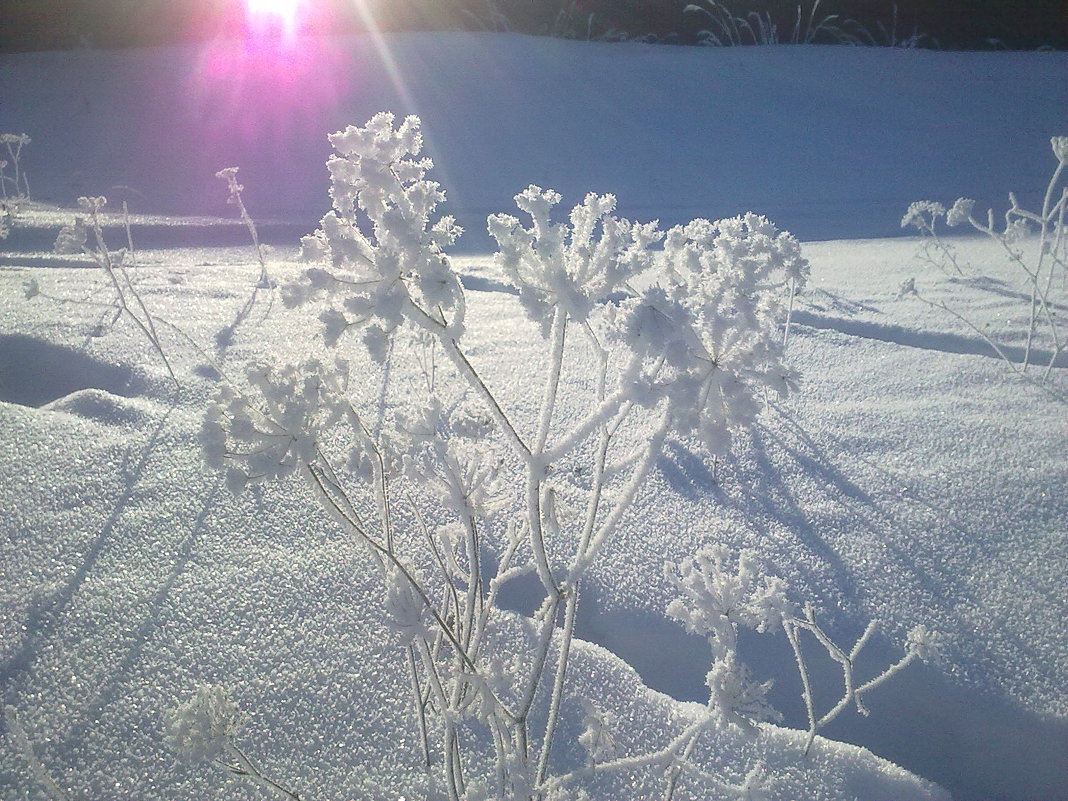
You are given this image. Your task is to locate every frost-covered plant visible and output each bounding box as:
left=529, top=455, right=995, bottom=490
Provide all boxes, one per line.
left=167, top=685, right=300, bottom=800
left=667, top=547, right=942, bottom=754
left=51, top=196, right=178, bottom=386
left=217, top=166, right=273, bottom=289
left=204, top=112, right=808, bottom=800
left=1, top=132, right=31, bottom=201
left=902, top=136, right=1067, bottom=394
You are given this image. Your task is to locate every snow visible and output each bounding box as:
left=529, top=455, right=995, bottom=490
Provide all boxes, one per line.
left=1, top=31, right=1066, bottom=801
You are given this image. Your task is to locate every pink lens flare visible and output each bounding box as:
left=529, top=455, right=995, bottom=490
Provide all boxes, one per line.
left=245, top=0, right=304, bottom=38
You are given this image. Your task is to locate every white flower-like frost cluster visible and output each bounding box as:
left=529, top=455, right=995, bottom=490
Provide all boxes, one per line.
left=166, top=684, right=243, bottom=764
left=202, top=360, right=347, bottom=495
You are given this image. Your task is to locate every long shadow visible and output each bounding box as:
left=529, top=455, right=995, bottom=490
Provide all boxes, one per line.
left=792, top=309, right=1068, bottom=368
left=652, top=406, right=1068, bottom=801
left=0, top=411, right=171, bottom=701
left=657, top=419, right=866, bottom=607
left=60, top=477, right=222, bottom=755
left=949, top=274, right=1068, bottom=314
left=215, top=282, right=275, bottom=358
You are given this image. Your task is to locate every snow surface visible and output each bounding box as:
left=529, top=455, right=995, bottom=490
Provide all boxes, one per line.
left=1, top=31, right=1066, bottom=801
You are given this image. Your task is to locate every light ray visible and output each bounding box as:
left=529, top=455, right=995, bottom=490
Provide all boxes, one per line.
left=350, top=0, right=418, bottom=114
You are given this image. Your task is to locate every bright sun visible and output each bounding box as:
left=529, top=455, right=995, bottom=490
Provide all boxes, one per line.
left=246, top=0, right=302, bottom=29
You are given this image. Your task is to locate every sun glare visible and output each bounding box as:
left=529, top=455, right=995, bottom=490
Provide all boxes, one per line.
left=246, top=0, right=303, bottom=34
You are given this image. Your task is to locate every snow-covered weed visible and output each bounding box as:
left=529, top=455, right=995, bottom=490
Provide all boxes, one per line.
left=216, top=166, right=273, bottom=288
left=166, top=685, right=300, bottom=800
left=902, top=135, right=1067, bottom=398
left=0, top=132, right=31, bottom=202
left=1, top=132, right=32, bottom=236
left=48, top=196, right=179, bottom=386
left=667, top=547, right=942, bottom=754
left=201, top=111, right=822, bottom=799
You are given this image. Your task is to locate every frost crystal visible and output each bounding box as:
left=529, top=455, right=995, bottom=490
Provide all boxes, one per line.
left=54, top=219, right=88, bottom=255
left=906, top=624, right=945, bottom=664
left=1052, top=136, right=1068, bottom=165
left=946, top=197, right=975, bottom=227
left=901, top=200, right=946, bottom=230
left=488, top=185, right=662, bottom=332
left=166, top=685, right=242, bottom=763
left=705, top=654, right=781, bottom=731
left=613, top=213, right=807, bottom=455
left=383, top=567, right=431, bottom=643
left=577, top=699, right=618, bottom=764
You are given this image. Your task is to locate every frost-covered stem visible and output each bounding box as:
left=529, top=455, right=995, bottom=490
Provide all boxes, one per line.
left=788, top=610, right=920, bottom=755
left=785, top=621, right=819, bottom=754
left=475, top=527, right=525, bottom=649
left=662, top=721, right=705, bottom=801
left=407, top=646, right=432, bottom=768
left=223, top=742, right=301, bottom=800
left=542, top=718, right=708, bottom=794
left=907, top=286, right=1067, bottom=404
left=575, top=414, right=613, bottom=566
left=521, top=306, right=566, bottom=593
left=417, top=638, right=450, bottom=712
left=1042, top=157, right=1066, bottom=223
left=516, top=594, right=563, bottom=724
left=413, top=494, right=464, bottom=639
left=366, top=434, right=394, bottom=554
left=542, top=346, right=649, bottom=467
left=536, top=307, right=569, bottom=454
left=535, top=582, right=579, bottom=787
left=536, top=335, right=614, bottom=788
left=783, top=276, right=797, bottom=349
left=573, top=409, right=671, bottom=576
left=3, top=136, right=29, bottom=200
left=1037, top=187, right=1068, bottom=378
left=526, top=474, right=558, bottom=594
left=219, top=167, right=272, bottom=287
left=542, top=381, right=633, bottom=465
left=85, top=208, right=178, bottom=387
left=854, top=651, right=917, bottom=700
left=491, top=716, right=509, bottom=799
left=459, top=510, right=482, bottom=650
left=969, top=208, right=1053, bottom=370
left=443, top=724, right=464, bottom=801
left=427, top=323, right=533, bottom=464
left=112, top=208, right=166, bottom=372
left=303, top=461, right=487, bottom=677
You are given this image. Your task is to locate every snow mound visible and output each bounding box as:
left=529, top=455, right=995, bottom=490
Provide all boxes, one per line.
left=43, top=386, right=159, bottom=427
left=0, top=334, right=145, bottom=407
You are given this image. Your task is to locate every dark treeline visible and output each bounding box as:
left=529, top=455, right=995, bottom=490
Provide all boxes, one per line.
left=1, top=0, right=1065, bottom=53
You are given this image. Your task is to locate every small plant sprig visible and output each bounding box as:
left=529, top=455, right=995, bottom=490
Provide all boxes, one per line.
left=0, top=132, right=31, bottom=202
left=53, top=196, right=178, bottom=387
left=902, top=135, right=1067, bottom=395
left=167, top=685, right=300, bottom=800
left=216, top=166, right=273, bottom=289
left=666, top=547, right=943, bottom=757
